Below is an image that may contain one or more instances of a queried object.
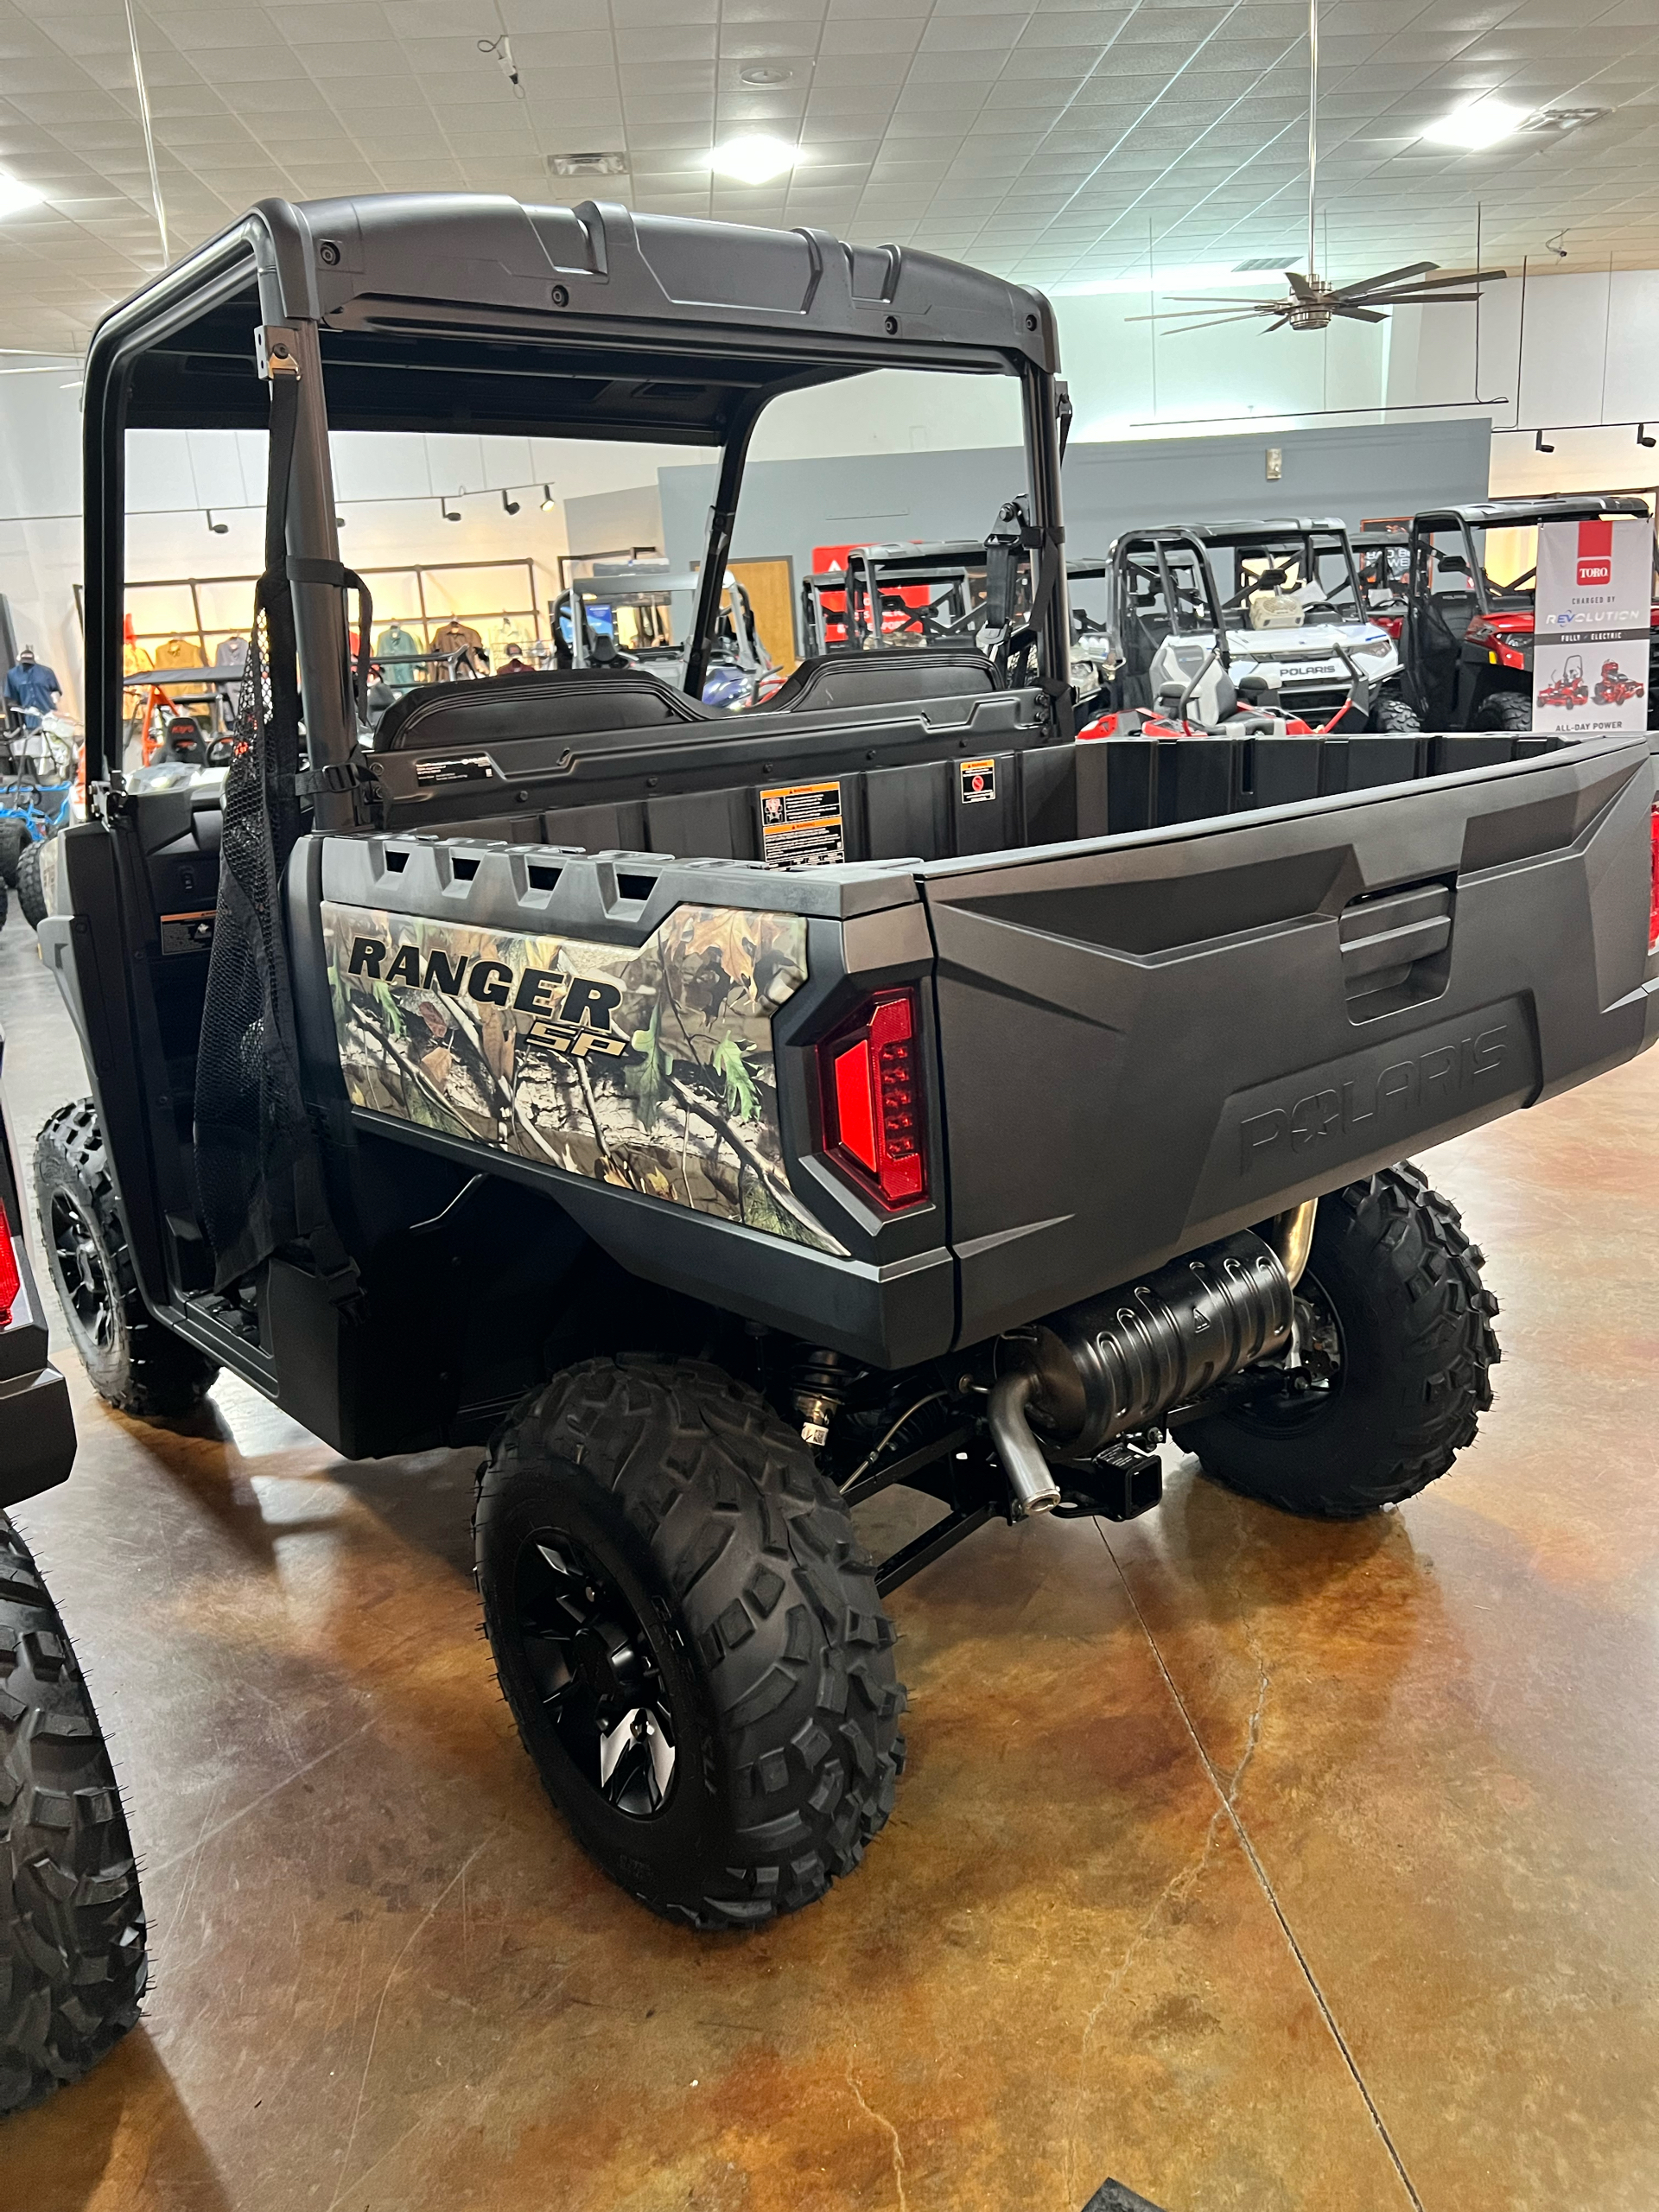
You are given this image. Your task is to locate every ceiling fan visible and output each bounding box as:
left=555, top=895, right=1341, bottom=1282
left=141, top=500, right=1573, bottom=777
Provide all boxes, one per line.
left=1132, top=0, right=1505, bottom=335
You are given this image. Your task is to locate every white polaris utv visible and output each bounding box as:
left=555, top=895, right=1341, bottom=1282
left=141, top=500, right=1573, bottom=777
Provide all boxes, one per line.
left=1089, top=518, right=1417, bottom=733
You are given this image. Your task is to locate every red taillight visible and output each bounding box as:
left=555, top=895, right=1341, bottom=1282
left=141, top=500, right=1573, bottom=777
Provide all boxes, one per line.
left=819, top=988, right=928, bottom=1210
left=1649, top=800, right=1658, bottom=954
left=0, top=1202, right=20, bottom=1328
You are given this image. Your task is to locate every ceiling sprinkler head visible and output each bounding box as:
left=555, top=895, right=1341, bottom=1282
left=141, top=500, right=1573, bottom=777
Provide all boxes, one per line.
left=739, top=66, right=791, bottom=86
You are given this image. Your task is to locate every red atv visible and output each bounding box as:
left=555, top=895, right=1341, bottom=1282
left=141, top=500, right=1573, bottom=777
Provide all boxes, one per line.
left=1537, top=654, right=1589, bottom=710
left=1593, top=658, right=1645, bottom=706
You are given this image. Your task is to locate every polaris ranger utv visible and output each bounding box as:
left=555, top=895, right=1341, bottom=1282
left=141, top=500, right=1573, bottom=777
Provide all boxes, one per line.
left=1096, top=518, right=1417, bottom=733
left=34, top=194, right=1659, bottom=1930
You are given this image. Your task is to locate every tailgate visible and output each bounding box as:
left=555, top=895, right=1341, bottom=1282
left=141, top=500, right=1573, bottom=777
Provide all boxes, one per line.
left=921, top=735, right=1658, bottom=1344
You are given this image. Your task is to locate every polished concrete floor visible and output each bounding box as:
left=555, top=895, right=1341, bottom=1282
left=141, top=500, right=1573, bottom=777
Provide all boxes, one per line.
left=3, top=909, right=1657, bottom=2212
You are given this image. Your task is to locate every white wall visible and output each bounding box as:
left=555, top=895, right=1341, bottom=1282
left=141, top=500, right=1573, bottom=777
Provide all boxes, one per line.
left=1052, top=289, right=1391, bottom=443
left=0, top=359, right=87, bottom=714
left=1385, top=267, right=1659, bottom=501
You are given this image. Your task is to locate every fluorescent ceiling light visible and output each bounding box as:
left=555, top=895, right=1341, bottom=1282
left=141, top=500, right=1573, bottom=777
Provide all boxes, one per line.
left=0, top=172, right=43, bottom=219
left=1421, top=97, right=1530, bottom=151
left=709, top=136, right=799, bottom=186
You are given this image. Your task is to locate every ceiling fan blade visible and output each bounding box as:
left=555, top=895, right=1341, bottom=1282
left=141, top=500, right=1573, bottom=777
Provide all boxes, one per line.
left=1124, top=300, right=1273, bottom=323
left=1331, top=302, right=1388, bottom=322
left=1133, top=293, right=1276, bottom=307
left=1327, top=260, right=1436, bottom=301
left=1152, top=312, right=1276, bottom=336
left=1365, top=265, right=1507, bottom=297
left=1357, top=289, right=1486, bottom=308
left=1286, top=270, right=1319, bottom=301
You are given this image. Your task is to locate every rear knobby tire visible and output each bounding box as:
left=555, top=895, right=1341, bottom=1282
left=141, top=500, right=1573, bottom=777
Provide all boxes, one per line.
left=476, top=1357, right=906, bottom=1929
left=16, top=840, right=45, bottom=931
left=34, top=1101, right=218, bottom=1419
left=0, top=1512, right=148, bottom=2114
left=1476, top=690, right=1531, bottom=732
left=0, top=818, right=24, bottom=889
left=1183, top=1165, right=1500, bottom=1518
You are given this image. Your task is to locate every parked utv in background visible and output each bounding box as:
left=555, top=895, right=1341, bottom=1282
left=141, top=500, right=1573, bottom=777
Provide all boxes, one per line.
left=1401, top=495, right=1659, bottom=733
left=0, top=1030, right=148, bottom=2113
left=1095, top=518, right=1418, bottom=732
left=30, top=194, right=1659, bottom=1930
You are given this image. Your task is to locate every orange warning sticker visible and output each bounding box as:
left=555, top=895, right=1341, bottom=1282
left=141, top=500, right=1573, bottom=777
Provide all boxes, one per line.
left=760, top=778, right=845, bottom=868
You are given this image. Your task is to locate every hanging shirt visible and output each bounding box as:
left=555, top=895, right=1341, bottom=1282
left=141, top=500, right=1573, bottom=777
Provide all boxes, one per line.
left=6, top=662, right=61, bottom=713
left=429, top=620, right=487, bottom=676
left=151, top=635, right=202, bottom=672
left=375, top=623, right=423, bottom=693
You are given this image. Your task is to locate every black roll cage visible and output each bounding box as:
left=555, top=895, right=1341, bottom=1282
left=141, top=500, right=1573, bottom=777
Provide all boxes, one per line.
left=83, top=194, right=1072, bottom=819
left=1406, top=495, right=1655, bottom=617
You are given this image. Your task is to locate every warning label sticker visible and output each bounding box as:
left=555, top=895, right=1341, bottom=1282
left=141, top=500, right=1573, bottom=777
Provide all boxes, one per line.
left=759, top=779, right=845, bottom=869
left=959, top=757, right=997, bottom=804
left=413, top=752, right=499, bottom=786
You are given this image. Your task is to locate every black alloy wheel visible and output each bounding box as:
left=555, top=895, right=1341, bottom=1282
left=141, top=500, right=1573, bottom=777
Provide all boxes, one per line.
left=48, top=1186, right=117, bottom=1356
left=514, top=1530, right=677, bottom=1819
left=35, top=1099, right=219, bottom=1416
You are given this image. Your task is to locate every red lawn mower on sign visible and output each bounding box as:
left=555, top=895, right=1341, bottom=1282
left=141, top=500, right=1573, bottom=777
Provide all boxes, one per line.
left=1538, top=655, right=1589, bottom=710
left=1594, top=658, right=1646, bottom=706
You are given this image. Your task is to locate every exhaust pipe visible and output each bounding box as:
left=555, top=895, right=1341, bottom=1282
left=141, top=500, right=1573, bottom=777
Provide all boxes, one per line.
left=988, top=1370, right=1062, bottom=1517
left=987, top=1228, right=1297, bottom=1504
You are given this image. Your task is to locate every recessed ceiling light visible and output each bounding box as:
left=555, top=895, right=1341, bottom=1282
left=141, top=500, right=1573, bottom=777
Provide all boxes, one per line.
left=739, top=66, right=791, bottom=86
left=0, top=172, right=44, bottom=219
left=549, top=151, right=628, bottom=178
left=1421, top=97, right=1530, bottom=151
left=709, top=136, right=800, bottom=186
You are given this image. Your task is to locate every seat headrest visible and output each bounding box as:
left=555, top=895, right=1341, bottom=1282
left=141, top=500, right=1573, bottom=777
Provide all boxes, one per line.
left=372, top=667, right=710, bottom=753
left=764, top=648, right=1002, bottom=715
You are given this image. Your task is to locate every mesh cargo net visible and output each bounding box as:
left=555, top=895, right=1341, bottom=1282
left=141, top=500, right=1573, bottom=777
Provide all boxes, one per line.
left=192, top=375, right=354, bottom=1294
left=193, top=575, right=323, bottom=1290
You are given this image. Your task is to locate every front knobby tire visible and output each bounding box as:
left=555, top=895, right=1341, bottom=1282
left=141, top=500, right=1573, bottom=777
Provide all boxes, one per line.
left=1476, top=690, right=1531, bottom=733
left=16, top=840, right=46, bottom=931
left=35, top=1101, right=218, bottom=1419
left=1371, top=691, right=1422, bottom=733
left=476, top=1357, right=906, bottom=1929
left=1184, top=1165, right=1500, bottom=1519
left=0, top=1513, right=148, bottom=2114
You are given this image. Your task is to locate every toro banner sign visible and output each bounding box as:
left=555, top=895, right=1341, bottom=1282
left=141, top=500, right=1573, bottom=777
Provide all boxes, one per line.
left=1532, top=514, right=1652, bottom=734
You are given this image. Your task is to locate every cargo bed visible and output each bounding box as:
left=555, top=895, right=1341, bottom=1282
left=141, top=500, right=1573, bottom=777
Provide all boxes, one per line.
left=294, top=728, right=1659, bottom=1366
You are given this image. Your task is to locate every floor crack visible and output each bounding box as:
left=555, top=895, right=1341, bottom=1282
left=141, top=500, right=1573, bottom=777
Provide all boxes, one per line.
left=847, top=2068, right=908, bottom=2212
left=1061, top=1799, right=1230, bottom=2207
left=1100, top=1528, right=1427, bottom=2212
left=1222, top=1492, right=1273, bottom=1807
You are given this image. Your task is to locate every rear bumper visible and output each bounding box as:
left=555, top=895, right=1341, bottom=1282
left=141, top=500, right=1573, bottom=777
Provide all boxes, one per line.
left=0, top=1360, right=78, bottom=1510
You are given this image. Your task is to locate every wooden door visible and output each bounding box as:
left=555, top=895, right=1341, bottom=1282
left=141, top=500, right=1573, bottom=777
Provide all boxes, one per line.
left=728, top=557, right=797, bottom=675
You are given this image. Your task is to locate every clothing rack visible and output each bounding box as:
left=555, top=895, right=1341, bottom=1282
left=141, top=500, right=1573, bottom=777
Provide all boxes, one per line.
left=121, top=556, right=550, bottom=670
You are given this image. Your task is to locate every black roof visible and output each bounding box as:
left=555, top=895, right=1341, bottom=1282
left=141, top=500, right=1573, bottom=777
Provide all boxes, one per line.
left=1124, top=516, right=1351, bottom=546
left=1413, top=495, right=1651, bottom=530
left=95, top=193, right=1054, bottom=442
